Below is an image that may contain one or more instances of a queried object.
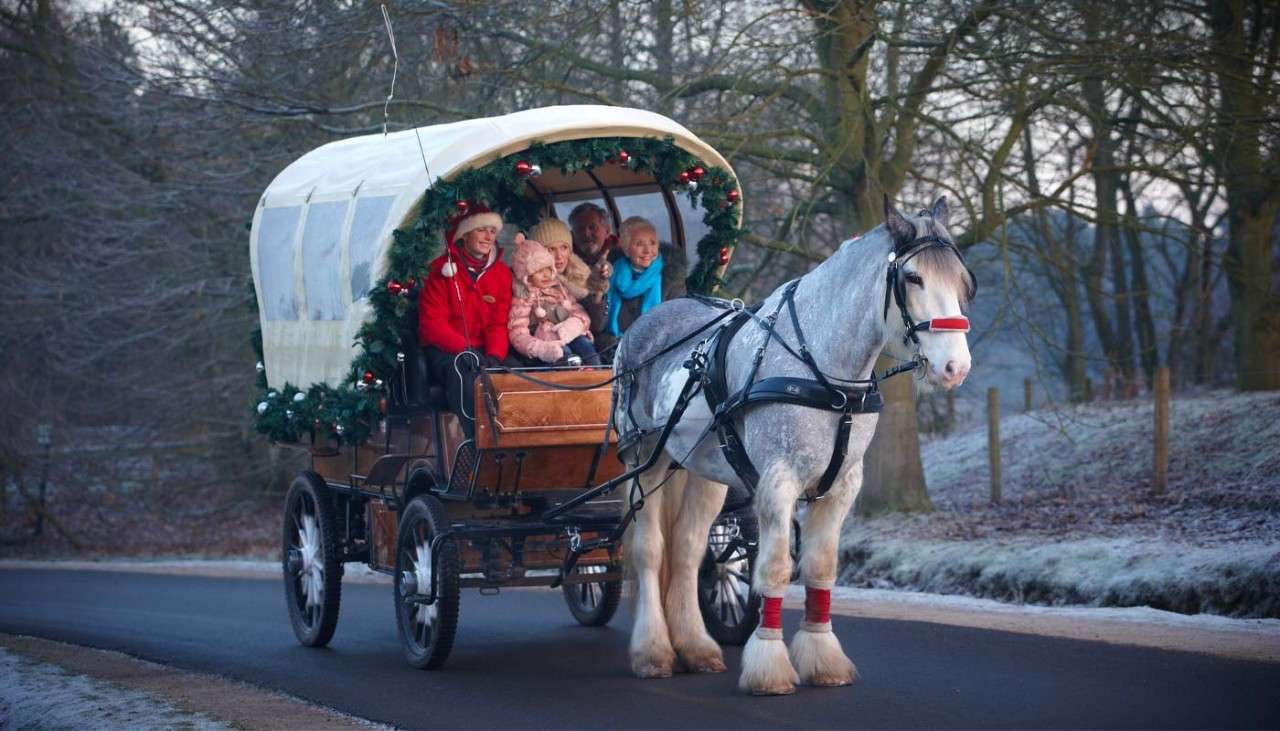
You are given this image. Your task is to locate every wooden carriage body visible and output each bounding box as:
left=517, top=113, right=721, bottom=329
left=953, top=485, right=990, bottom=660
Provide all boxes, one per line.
left=309, top=369, right=626, bottom=588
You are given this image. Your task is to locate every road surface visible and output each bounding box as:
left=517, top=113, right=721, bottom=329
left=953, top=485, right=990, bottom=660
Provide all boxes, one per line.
left=1, top=569, right=1276, bottom=729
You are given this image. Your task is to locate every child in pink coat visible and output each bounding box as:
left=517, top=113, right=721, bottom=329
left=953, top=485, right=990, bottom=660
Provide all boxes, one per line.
left=508, top=235, right=602, bottom=366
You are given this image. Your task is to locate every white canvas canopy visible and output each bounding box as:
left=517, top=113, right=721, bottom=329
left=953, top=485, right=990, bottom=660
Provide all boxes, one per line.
left=250, top=105, right=739, bottom=390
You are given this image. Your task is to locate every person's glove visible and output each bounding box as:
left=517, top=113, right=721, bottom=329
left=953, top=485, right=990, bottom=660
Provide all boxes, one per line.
left=532, top=340, right=564, bottom=364
left=553, top=317, right=585, bottom=342
left=481, top=353, right=503, bottom=368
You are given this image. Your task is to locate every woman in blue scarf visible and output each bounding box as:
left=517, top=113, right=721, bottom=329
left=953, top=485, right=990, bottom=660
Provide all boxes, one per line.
left=607, top=217, right=665, bottom=336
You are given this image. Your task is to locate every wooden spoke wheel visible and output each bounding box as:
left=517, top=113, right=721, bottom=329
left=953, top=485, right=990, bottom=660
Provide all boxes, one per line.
left=282, top=472, right=344, bottom=648
left=698, top=515, right=760, bottom=646
left=562, top=564, right=622, bottom=627
left=394, top=495, right=460, bottom=670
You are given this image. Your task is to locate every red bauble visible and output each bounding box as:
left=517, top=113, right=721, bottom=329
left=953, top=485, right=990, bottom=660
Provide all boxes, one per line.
left=455, top=200, right=470, bottom=215
left=514, top=160, right=533, bottom=176
left=718, top=247, right=731, bottom=266
left=362, top=370, right=375, bottom=383
left=690, top=166, right=705, bottom=181
left=678, top=171, right=691, bottom=184
left=617, top=150, right=630, bottom=163
left=726, top=189, right=740, bottom=203
left=386, top=280, right=403, bottom=295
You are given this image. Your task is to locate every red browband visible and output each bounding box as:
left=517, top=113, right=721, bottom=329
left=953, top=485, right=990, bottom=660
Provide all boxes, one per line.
left=927, top=316, right=970, bottom=333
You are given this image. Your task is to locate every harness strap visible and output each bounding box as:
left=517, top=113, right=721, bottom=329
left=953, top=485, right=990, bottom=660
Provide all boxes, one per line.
left=702, top=280, right=886, bottom=504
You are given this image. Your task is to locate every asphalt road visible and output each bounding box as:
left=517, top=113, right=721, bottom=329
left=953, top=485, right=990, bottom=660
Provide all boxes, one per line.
left=1, top=569, right=1277, bottom=729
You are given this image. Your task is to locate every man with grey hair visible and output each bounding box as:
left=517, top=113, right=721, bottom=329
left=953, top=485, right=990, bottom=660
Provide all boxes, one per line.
left=567, top=201, right=615, bottom=270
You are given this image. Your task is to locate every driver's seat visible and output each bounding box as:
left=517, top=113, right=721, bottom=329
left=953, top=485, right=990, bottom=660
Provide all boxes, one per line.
left=390, top=321, right=448, bottom=413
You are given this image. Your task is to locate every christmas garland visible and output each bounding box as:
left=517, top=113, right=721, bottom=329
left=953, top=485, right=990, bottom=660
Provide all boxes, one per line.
left=252, top=135, right=741, bottom=445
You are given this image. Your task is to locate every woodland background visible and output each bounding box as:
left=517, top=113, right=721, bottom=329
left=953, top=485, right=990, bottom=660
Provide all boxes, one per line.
left=1, top=0, right=1276, bottom=554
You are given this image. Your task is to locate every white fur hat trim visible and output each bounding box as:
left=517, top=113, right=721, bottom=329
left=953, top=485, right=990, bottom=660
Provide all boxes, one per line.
left=454, top=211, right=503, bottom=240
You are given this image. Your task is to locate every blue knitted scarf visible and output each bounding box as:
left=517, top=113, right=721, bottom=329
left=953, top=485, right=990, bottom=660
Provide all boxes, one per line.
left=607, top=254, right=664, bottom=336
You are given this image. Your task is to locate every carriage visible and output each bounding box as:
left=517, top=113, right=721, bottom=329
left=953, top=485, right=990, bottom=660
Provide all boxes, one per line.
left=250, top=106, right=761, bottom=669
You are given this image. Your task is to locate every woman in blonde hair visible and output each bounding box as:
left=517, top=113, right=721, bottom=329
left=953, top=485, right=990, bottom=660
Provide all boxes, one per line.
left=527, top=217, right=612, bottom=349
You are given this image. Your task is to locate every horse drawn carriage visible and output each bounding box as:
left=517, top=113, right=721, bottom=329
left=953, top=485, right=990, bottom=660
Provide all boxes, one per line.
left=250, top=107, right=760, bottom=670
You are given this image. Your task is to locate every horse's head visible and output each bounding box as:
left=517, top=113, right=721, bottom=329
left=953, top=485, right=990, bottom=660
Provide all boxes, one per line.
left=880, top=195, right=975, bottom=390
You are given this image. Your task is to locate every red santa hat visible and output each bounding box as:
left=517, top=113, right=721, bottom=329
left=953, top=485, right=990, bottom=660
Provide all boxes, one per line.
left=446, top=203, right=503, bottom=248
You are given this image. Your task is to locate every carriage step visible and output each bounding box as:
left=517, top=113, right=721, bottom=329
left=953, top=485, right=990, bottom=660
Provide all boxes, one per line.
left=445, top=440, right=479, bottom=497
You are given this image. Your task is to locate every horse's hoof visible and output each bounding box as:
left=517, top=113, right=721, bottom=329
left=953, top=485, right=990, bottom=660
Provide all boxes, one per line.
left=631, top=648, right=676, bottom=679
left=804, top=673, right=854, bottom=687
left=632, top=661, right=674, bottom=679
left=738, top=633, right=799, bottom=695
left=790, top=627, right=856, bottom=688
left=675, top=639, right=727, bottom=673
left=749, top=684, right=797, bottom=696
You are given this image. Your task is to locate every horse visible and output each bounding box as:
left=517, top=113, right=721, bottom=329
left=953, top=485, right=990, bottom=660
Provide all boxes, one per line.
left=612, top=195, right=975, bottom=695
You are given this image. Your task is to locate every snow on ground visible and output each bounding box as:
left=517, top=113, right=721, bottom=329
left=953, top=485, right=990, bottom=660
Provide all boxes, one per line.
left=0, top=648, right=227, bottom=731
left=840, top=389, right=1280, bottom=617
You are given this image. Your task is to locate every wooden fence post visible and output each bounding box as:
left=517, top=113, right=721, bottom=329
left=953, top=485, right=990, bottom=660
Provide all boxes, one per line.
left=1154, top=366, right=1170, bottom=494
left=987, top=387, right=1001, bottom=503
left=1024, top=378, right=1033, bottom=412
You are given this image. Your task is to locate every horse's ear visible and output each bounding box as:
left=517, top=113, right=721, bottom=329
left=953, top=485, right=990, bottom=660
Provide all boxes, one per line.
left=883, top=194, right=916, bottom=249
left=930, top=195, right=950, bottom=228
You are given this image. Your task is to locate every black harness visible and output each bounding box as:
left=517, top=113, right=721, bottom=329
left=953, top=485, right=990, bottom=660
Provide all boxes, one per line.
left=697, top=281, right=883, bottom=505
left=686, top=235, right=974, bottom=506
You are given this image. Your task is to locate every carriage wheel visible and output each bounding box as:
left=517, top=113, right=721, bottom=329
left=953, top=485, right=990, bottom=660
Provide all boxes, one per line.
left=562, top=564, right=623, bottom=627
left=282, top=472, right=344, bottom=647
left=698, top=515, right=760, bottom=646
left=394, top=495, right=460, bottom=670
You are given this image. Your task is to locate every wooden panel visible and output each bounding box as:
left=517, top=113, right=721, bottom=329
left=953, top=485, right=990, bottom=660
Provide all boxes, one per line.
left=473, top=444, right=625, bottom=492
left=311, top=450, right=350, bottom=482
left=369, top=501, right=398, bottom=571
left=474, top=369, right=618, bottom=449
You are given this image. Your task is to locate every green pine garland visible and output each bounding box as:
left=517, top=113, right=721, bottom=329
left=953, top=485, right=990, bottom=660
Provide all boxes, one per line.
left=252, top=135, right=741, bottom=445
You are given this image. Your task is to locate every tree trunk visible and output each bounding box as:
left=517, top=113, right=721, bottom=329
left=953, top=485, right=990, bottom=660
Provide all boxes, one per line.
left=857, top=356, right=933, bottom=516
left=1209, top=0, right=1280, bottom=390
left=1121, top=183, right=1159, bottom=386
left=652, top=0, right=674, bottom=116
left=1082, top=1, right=1131, bottom=385
left=1227, top=201, right=1280, bottom=389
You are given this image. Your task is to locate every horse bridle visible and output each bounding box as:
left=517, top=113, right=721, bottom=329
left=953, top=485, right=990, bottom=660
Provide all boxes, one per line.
left=882, top=234, right=977, bottom=346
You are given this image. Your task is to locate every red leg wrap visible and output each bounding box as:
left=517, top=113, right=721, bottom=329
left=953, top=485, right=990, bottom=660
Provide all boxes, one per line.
left=761, top=596, right=783, bottom=630
left=805, top=587, right=831, bottom=625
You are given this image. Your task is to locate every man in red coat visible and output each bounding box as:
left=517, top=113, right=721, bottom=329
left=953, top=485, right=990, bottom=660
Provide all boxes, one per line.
left=419, top=204, right=513, bottom=432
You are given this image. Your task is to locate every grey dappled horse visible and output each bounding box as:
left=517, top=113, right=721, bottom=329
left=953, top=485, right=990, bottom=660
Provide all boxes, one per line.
left=613, top=197, right=974, bottom=695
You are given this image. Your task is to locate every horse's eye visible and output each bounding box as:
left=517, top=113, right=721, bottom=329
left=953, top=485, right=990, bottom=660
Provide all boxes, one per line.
left=905, top=273, right=924, bottom=287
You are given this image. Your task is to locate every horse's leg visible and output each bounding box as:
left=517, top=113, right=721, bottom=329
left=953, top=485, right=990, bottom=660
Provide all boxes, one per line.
left=664, top=474, right=728, bottom=673
left=623, top=450, right=677, bottom=678
left=739, top=462, right=801, bottom=695
left=790, top=463, right=861, bottom=687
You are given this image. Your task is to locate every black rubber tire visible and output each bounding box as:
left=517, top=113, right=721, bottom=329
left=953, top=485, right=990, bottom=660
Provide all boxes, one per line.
left=562, top=565, right=623, bottom=627
left=394, top=495, right=460, bottom=670
left=282, top=472, right=344, bottom=648
left=698, top=514, right=760, bottom=646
